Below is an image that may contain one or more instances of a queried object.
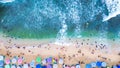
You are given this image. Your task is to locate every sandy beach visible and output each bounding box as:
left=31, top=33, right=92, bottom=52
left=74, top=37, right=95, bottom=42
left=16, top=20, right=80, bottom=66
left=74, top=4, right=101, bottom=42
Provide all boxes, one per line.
left=0, top=34, right=120, bottom=68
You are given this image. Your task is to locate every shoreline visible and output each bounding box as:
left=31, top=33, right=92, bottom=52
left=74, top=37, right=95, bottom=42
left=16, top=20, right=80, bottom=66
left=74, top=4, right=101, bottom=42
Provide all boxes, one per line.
left=0, top=34, right=120, bottom=67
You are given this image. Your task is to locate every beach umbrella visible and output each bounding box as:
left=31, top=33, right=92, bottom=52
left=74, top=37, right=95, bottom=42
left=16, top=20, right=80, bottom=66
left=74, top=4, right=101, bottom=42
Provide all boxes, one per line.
left=117, top=64, right=120, bottom=68
left=0, top=61, right=4, bottom=67
left=11, top=64, right=16, bottom=68
left=0, top=56, right=4, bottom=61
left=0, top=55, right=4, bottom=68
left=30, top=60, right=35, bottom=68
left=42, top=65, right=47, bottom=68
left=52, top=58, right=57, bottom=64
left=17, top=58, right=23, bottom=64
left=5, top=59, right=10, bottom=64
left=76, top=64, right=81, bottom=68
left=62, top=64, right=65, bottom=68
left=86, top=64, right=91, bottom=68
left=23, top=64, right=28, bottom=68
left=101, top=62, right=107, bottom=67
left=5, top=64, right=10, bottom=68
left=36, top=64, right=41, bottom=68
left=47, top=57, right=52, bottom=64
left=112, top=65, right=117, bottom=68
left=96, top=61, right=102, bottom=67
left=59, top=58, right=64, bottom=64
left=53, top=64, right=58, bottom=68
left=47, top=64, right=52, bottom=68
left=91, top=62, right=96, bottom=68
left=42, top=59, right=47, bottom=65
left=11, top=58, right=17, bottom=64
left=36, top=56, right=42, bottom=63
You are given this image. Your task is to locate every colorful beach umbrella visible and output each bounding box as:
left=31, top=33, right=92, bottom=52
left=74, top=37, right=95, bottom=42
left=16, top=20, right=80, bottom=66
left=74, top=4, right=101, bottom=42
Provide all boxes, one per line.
left=0, top=61, right=4, bottom=67
left=47, top=57, right=52, bottom=64
left=17, top=58, right=23, bottom=64
left=23, top=64, right=28, bottom=68
left=96, top=61, right=102, bottom=67
left=5, top=59, right=10, bottom=64
left=36, top=64, right=41, bottom=68
left=11, top=58, right=17, bottom=64
left=117, top=64, right=120, bottom=68
left=5, top=64, right=10, bottom=68
left=62, top=64, right=65, bottom=68
left=53, top=64, right=58, bottom=68
left=42, top=65, right=47, bottom=68
left=59, top=58, right=64, bottom=64
left=36, top=56, right=42, bottom=63
left=0, top=56, right=4, bottom=61
left=30, top=60, right=35, bottom=67
left=91, top=62, right=96, bottom=67
left=86, top=64, right=91, bottom=68
left=52, top=58, right=56, bottom=64
left=76, top=64, right=81, bottom=68
left=101, top=62, right=107, bottom=67
left=112, top=65, right=117, bottom=68
left=42, top=59, right=47, bottom=65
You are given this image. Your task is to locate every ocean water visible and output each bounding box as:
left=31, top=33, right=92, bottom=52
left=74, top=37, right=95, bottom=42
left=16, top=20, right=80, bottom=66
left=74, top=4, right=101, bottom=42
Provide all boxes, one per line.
left=0, top=0, right=120, bottom=39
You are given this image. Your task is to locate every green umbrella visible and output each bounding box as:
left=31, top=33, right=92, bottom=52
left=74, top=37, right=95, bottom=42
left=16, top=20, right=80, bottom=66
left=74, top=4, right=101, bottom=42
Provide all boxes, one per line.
left=36, top=56, right=41, bottom=63
left=5, top=64, right=10, bottom=68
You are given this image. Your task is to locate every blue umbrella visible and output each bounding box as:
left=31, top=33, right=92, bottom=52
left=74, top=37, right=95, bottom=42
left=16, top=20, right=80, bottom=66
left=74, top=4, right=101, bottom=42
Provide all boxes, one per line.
left=91, top=62, right=96, bottom=67
left=112, top=65, right=117, bottom=68
left=76, top=64, right=81, bottom=68
left=96, top=61, right=102, bottom=67
left=47, top=57, right=52, bottom=64
left=0, top=61, right=4, bottom=67
left=30, top=60, right=35, bottom=68
left=0, top=56, right=4, bottom=61
left=101, top=62, right=107, bottom=67
left=42, top=65, right=47, bottom=68
left=117, top=64, right=120, bottom=68
left=36, top=64, right=41, bottom=68
left=86, top=64, right=91, bottom=68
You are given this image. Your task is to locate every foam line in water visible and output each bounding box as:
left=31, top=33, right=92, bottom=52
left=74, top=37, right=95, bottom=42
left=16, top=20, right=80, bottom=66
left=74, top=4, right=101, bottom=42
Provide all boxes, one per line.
left=103, top=11, right=120, bottom=21
left=103, top=0, right=120, bottom=21
left=0, top=0, right=15, bottom=3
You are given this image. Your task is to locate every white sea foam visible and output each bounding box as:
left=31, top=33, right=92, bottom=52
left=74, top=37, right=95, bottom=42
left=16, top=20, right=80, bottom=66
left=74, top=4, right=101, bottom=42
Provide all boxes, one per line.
left=103, top=0, right=120, bottom=21
left=0, top=0, right=15, bottom=3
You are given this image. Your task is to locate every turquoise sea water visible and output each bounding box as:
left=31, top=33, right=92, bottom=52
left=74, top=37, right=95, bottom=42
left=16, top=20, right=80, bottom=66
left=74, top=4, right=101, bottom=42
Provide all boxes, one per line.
left=0, top=0, right=120, bottom=39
